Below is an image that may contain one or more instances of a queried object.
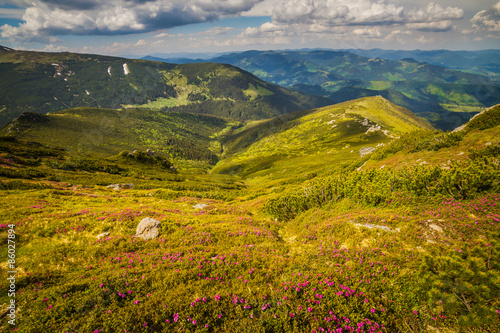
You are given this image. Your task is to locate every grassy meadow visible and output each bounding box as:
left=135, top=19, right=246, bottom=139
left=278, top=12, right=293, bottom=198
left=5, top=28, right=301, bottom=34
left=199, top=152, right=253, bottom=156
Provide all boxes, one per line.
left=0, top=101, right=499, bottom=332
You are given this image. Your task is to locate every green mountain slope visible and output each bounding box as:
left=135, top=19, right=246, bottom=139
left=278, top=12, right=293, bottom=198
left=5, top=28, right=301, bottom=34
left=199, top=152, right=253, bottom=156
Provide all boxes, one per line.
left=156, top=49, right=500, bottom=130
left=212, top=96, right=433, bottom=180
left=0, top=107, right=232, bottom=165
left=265, top=103, right=500, bottom=219
left=0, top=46, right=332, bottom=127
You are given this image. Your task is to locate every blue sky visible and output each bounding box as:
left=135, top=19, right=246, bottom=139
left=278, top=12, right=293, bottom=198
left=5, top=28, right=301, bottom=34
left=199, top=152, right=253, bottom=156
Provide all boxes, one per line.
left=0, top=0, right=499, bottom=56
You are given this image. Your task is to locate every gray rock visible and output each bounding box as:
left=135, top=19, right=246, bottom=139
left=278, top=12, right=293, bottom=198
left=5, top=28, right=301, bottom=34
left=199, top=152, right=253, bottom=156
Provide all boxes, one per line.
left=96, top=231, right=110, bottom=239
left=350, top=221, right=396, bottom=232
left=135, top=217, right=161, bottom=240
left=428, top=223, right=443, bottom=233
left=106, top=183, right=134, bottom=190
left=359, top=146, right=376, bottom=157
left=193, top=203, right=209, bottom=209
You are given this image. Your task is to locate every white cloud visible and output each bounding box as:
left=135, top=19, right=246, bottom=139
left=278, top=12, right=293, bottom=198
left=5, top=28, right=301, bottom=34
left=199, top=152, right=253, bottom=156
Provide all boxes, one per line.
left=0, top=0, right=265, bottom=42
left=470, top=2, right=500, bottom=33
left=154, top=32, right=177, bottom=39
left=352, top=27, right=382, bottom=37
left=271, top=0, right=405, bottom=26
left=243, top=22, right=284, bottom=37
left=242, top=0, right=276, bottom=16
left=240, top=0, right=465, bottom=44
left=39, top=43, right=70, bottom=52
left=406, top=20, right=455, bottom=32
left=197, top=26, right=234, bottom=36
left=407, top=3, right=463, bottom=23
left=417, top=35, right=435, bottom=44
left=494, top=1, right=500, bottom=16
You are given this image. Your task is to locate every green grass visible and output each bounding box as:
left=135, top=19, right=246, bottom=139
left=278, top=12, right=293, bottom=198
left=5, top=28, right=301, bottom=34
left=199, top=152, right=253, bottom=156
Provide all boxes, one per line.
left=213, top=97, right=433, bottom=181
left=128, top=97, right=190, bottom=109
left=243, top=83, right=274, bottom=100
left=368, top=81, right=393, bottom=90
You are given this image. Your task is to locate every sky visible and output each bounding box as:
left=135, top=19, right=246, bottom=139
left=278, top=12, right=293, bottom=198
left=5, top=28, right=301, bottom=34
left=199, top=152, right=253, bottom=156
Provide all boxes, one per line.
left=0, top=0, right=499, bottom=56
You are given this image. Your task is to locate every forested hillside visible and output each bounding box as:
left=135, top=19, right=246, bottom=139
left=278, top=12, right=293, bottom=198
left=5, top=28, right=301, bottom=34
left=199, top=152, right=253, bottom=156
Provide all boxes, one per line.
left=0, top=47, right=331, bottom=127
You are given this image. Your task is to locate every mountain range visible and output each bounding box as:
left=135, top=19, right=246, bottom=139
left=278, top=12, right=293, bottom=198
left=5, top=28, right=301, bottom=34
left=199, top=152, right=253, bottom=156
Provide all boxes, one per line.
left=144, top=49, right=500, bottom=130
left=343, top=48, right=500, bottom=79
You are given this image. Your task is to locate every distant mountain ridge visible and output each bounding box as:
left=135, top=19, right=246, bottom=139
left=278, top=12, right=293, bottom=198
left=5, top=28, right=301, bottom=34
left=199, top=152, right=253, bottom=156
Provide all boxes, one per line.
left=144, top=49, right=500, bottom=130
left=342, top=48, right=500, bottom=79
left=0, top=47, right=332, bottom=127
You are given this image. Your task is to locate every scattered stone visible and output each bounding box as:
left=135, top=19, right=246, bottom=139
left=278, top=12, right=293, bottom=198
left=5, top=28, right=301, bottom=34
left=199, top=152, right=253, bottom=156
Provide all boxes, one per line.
left=349, top=221, right=397, bottom=232
left=106, top=183, right=134, bottom=190
left=135, top=217, right=161, bottom=240
left=359, top=146, right=376, bottom=157
left=365, top=124, right=382, bottom=134
left=193, top=203, right=209, bottom=210
left=356, top=161, right=367, bottom=171
left=146, top=149, right=156, bottom=157
left=96, top=231, right=110, bottom=239
left=429, top=223, right=443, bottom=233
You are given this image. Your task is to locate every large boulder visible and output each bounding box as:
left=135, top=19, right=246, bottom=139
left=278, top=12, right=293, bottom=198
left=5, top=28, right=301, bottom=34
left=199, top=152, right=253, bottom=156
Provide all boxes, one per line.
left=135, top=217, right=161, bottom=240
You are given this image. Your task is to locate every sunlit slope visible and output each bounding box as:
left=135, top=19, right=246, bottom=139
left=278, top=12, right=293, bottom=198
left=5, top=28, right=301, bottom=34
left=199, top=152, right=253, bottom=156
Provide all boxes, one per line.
left=212, top=96, right=433, bottom=181
left=357, top=103, right=500, bottom=172
left=263, top=103, right=500, bottom=221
